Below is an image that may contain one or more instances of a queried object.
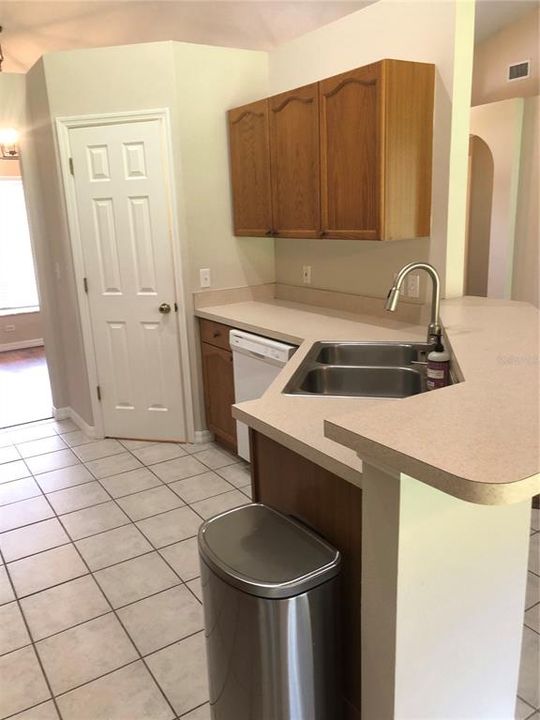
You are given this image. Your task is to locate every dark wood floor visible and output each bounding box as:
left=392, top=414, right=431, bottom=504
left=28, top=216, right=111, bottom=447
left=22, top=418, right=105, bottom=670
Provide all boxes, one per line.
left=0, top=346, right=53, bottom=428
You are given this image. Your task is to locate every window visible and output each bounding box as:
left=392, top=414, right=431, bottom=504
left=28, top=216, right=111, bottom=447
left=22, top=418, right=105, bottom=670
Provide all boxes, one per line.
left=0, top=178, right=39, bottom=313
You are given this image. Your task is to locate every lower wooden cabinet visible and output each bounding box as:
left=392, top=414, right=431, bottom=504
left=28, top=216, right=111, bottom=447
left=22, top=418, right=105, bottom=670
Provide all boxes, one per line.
left=250, top=430, right=362, bottom=720
left=200, top=320, right=237, bottom=453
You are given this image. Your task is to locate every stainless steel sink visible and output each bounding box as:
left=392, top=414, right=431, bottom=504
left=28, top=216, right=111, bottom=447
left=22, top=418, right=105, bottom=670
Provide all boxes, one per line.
left=315, top=342, right=420, bottom=367
left=295, top=366, right=424, bottom=398
left=283, top=341, right=432, bottom=398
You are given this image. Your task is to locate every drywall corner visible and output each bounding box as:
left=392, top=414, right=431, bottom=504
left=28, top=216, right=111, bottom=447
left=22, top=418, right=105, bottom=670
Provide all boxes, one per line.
left=444, top=0, right=476, bottom=299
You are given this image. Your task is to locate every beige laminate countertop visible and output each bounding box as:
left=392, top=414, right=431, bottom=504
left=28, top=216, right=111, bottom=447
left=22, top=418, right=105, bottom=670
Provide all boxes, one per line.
left=196, top=296, right=540, bottom=505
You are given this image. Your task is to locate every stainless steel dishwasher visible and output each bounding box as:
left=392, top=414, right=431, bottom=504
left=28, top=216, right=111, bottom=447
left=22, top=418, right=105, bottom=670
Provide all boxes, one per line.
left=199, top=503, right=341, bottom=720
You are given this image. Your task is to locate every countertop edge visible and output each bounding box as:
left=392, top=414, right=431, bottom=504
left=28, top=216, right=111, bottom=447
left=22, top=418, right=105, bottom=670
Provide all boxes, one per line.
left=324, top=419, right=540, bottom=505
left=195, top=298, right=539, bottom=505
left=233, top=405, right=363, bottom=489
left=196, top=308, right=304, bottom=346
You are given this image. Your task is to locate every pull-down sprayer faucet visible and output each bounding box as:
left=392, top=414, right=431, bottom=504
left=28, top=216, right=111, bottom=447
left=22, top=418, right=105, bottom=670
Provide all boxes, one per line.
left=385, top=262, right=442, bottom=344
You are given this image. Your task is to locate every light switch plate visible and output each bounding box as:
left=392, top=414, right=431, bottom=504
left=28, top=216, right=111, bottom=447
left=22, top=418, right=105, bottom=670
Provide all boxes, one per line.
left=302, top=265, right=312, bottom=285
left=200, top=268, right=211, bottom=288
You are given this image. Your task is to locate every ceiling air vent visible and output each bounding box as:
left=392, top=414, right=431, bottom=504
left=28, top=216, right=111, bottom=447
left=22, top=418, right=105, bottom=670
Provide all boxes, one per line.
left=508, top=61, right=530, bottom=81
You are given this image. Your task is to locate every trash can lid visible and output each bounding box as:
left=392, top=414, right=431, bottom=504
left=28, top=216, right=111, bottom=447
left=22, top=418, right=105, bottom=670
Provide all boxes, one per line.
left=198, top=503, right=341, bottom=599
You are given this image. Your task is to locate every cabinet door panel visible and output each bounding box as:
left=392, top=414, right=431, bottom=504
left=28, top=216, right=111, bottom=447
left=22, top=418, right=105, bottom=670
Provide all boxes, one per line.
left=201, top=342, right=237, bottom=451
left=269, top=83, right=320, bottom=238
left=228, top=100, right=272, bottom=237
left=320, top=64, right=381, bottom=240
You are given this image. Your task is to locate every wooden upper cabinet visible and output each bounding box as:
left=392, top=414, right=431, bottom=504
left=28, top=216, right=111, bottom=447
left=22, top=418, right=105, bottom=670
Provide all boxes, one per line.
left=228, top=100, right=272, bottom=236
left=227, top=59, right=435, bottom=242
left=269, top=83, right=320, bottom=238
left=319, top=63, right=381, bottom=240
left=381, top=60, right=435, bottom=240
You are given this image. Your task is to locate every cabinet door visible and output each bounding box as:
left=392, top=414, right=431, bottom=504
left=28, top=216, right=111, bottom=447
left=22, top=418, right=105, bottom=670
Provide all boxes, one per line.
left=269, top=83, right=320, bottom=238
left=319, top=63, right=381, bottom=240
left=228, top=100, right=272, bottom=237
left=201, top=341, right=237, bottom=452
left=251, top=431, right=363, bottom=719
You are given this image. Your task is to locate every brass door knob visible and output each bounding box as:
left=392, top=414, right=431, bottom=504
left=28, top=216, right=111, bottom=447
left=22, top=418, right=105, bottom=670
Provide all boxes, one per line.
left=159, top=302, right=171, bottom=314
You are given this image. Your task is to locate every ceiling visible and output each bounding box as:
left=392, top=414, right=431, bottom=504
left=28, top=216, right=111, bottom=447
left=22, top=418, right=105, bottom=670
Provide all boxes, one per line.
left=0, top=0, right=538, bottom=74
left=0, top=1, right=373, bottom=72
left=474, top=0, right=538, bottom=43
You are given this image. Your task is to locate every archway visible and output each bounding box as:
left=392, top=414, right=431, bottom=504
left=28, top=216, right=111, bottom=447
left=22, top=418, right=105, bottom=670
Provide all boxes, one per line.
left=465, top=135, right=494, bottom=296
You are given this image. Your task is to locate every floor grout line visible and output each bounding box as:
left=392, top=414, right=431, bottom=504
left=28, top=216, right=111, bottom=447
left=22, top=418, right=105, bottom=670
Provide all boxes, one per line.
left=32, top=492, right=181, bottom=720
left=0, top=544, right=66, bottom=720
left=0, top=436, right=236, bottom=716
left=3, top=421, right=537, bottom=719
left=0, top=436, right=224, bottom=716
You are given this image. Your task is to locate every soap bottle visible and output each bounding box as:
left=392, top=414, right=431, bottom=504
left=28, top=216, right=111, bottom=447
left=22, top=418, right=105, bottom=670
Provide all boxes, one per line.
left=426, top=340, right=450, bottom=390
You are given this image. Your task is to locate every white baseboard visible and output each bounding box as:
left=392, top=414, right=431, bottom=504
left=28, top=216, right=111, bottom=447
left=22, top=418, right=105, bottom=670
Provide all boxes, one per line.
left=52, top=406, right=98, bottom=438
left=52, top=406, right=70, bottom=420
left=69, top=408, right=98, bottom=438
left=0, top=338, right=44, bottom=353
left=193, top=430, right=214, bottom=444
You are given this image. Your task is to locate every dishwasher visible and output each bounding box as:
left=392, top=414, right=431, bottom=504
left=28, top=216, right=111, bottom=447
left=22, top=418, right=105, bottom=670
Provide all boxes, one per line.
left=230, top=330, right=296, bottom=462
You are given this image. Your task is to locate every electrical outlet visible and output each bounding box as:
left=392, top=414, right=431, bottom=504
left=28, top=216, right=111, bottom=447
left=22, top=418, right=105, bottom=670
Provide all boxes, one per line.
left=3, top=325, right=15, bottom=333
left=406, top=273, right=420, bottom=299
left=302, top=265, right=312, bottom=285
left=199, top=268, right=211, bottom=288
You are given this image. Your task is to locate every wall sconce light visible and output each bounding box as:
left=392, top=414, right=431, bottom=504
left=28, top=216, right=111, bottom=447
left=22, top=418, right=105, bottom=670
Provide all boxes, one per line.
left=0, top=128, right=19, bottom=160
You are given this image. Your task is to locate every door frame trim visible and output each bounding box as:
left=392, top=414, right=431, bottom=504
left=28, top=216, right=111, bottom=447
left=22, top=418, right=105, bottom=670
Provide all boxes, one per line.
left=56, top=108, right=195, bottom=441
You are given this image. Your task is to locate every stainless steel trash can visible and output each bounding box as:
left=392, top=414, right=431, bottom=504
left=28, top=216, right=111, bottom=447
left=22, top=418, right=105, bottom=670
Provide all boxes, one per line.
left=198, top=503, right=341, bottom=720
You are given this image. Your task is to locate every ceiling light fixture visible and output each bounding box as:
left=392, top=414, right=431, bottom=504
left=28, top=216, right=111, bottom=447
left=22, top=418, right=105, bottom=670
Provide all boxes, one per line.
left=0, top=128, right=20, bottom=160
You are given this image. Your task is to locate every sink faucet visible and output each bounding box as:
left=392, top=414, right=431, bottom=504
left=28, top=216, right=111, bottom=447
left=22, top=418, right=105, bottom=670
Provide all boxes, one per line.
left=385, top=262, right=441, bottom=344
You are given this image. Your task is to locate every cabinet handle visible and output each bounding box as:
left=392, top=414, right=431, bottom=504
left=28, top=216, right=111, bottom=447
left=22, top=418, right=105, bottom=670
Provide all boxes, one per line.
left=319, top=230, right=328, bottom=238
left=213, top=331, right=221, bottom=338
left=265, top=229, right=273, bottom=236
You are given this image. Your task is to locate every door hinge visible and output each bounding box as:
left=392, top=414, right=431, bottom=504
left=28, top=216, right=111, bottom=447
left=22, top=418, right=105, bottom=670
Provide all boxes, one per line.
left=69, top=157, right=74, bottom=175
left=174, top=302, right=178, bottom=312
left=83, top=277, right=88, bottom=293
left=96, top=385, right=101, bottom=401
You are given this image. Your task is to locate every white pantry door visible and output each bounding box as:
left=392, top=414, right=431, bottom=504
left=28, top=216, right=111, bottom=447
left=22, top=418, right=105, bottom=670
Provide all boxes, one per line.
left=69, top=119, right=186, bottom=441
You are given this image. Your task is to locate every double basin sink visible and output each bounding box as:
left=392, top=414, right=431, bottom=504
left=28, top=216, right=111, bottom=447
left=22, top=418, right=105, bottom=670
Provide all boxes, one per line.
left=283, top=341, right=433, bottom=398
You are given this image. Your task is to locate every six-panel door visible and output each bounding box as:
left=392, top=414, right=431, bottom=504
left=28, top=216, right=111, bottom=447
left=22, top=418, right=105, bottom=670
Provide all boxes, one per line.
left=269, top=83, right=321, bottom=238
left=228, top=100, right=273, bottom=237
left=69, top=119, right=187, bottom=441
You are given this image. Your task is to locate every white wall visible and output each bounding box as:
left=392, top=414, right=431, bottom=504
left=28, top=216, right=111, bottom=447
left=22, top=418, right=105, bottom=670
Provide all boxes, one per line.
left=267, top=0, right=475, bottom=300
left=470, top=98, right=524, bottom=299
left=472, top=6, right=540, bottom=107
left=0, top=312, right=43, bottom=351
left=172, top=43, right=272, bottom=293
left=0, top=74, right=25, bottom=128
left=512, top=95, right=539, bottom=307
left=24, top=60, right=79, bottom=414
left=23, top=41, right=269, bottom=431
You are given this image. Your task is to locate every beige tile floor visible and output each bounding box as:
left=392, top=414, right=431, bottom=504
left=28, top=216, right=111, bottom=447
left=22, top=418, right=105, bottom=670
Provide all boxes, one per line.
left=0, top=418, right=251, bottom=720
left=0, top=417, right=538, bottom=720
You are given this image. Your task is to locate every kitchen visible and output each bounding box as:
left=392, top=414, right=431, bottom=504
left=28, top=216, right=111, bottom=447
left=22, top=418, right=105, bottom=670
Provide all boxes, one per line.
left=0, top=1, right=538, bottom=719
